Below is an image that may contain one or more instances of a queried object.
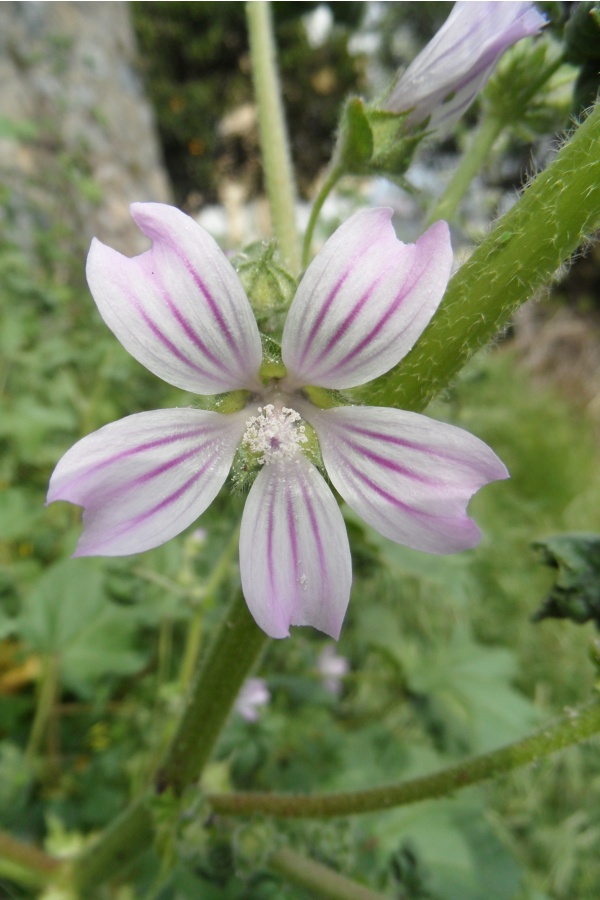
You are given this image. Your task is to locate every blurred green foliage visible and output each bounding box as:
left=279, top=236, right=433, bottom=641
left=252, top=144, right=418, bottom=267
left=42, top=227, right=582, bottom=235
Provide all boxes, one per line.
left=1, top=8, right=600, bottom=895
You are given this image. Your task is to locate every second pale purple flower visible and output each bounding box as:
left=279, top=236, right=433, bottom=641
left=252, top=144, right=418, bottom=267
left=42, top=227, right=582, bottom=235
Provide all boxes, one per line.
left=48, top=203, right=508, bottom=640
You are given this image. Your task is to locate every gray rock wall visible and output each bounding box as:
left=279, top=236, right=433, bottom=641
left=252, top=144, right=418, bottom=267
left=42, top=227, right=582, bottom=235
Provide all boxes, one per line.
left=0, top=1, right=171, bottom=256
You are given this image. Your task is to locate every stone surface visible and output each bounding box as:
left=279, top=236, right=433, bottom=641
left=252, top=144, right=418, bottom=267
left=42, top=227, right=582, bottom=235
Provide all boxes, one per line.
left=0, top=1, right=171, bottom=256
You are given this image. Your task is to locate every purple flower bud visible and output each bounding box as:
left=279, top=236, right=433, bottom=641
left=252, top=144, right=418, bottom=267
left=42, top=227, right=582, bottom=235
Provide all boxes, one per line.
left=386, top=1, right=547, bottom=132
left=234, top=678, right=271, bottom=722
left=317, top=645, right=349, bottom=697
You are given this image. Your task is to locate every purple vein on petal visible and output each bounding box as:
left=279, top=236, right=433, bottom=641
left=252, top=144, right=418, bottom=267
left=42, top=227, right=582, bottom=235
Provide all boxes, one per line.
left=345, top=460, right=440, bottom=523
left=339, top=436, right=440, bottom=486
left=95, top=453, right=221, bottom=547
left=299, top=474, right=327, bottom=589
left=266, top=476, right=277, bottom=599
left=61, top=426, right=215, bottom=496
left=310, top=275, right=384, bottom=368
left=317, top=259, right=424, bottom=379
left=163, top=237, right=248, bottom=368
left=341, top=424, right=470, bottom=467
left=295, top=225, right=389, bottom=369
left=126, top=284, right=218, bottom=381
left=296, top=271, right=350, bottom=369
left=149, top=265, right=230, bottom=373
left=286, top=485, right=300, bottom=578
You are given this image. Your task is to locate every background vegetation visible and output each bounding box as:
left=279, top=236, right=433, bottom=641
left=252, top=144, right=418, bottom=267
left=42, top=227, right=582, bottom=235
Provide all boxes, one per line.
left=1, top=2, right=600, bottom=897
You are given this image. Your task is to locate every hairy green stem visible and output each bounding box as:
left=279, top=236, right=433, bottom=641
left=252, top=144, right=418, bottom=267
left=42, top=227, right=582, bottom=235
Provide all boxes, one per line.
left=207, top=696, right=600, bottom=818
left=366, top=102, right=600, bottom=412
left=270, top=847, right=389, bottom=900
left=68, top=591, right=268, bottom=894
left=247, top=1, right=300, bottom=273
left=427, top=115, right=504, bottom=224
left=302, top=165, right=343, bottom=268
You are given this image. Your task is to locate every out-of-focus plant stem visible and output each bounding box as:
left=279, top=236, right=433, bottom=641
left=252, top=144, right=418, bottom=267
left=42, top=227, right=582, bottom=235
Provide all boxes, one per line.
left=427, top=114, right=503, bottom=224
left=0, top=830, right=60, bottom=890
left=25, top=653, right=59, bottom=761
left=269, top=847, right=389, bottom=899
left=302, top=165, right=343, bottom=269
left=178, top=524, right=240, bottom=691
left=247, top=1, right=301, bottom=274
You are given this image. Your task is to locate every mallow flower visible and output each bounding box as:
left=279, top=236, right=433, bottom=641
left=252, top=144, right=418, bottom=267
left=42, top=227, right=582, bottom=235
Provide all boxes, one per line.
left=386, top=1, right=547, bottom=132
left=234, top=678, right=271, bottom=722
left=47, top=203, right=507, bottom=640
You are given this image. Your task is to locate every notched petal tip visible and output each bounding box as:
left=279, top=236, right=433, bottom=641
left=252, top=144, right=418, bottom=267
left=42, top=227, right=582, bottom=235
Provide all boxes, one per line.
left=239, top=457, right=352, bottom=640
left=282, top=209, right=453, bottom=391
left=47, top=408, right=247, bottom=558
left=86, top=203, right=263, bottom=396
left=310, top=405, right=508, bottom=557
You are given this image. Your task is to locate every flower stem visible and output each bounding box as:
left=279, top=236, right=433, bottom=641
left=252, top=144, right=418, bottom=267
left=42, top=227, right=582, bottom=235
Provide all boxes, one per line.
left=247, top=1, right=301, bottom=274
left=156, top=589, right=268, bottom=795
left=0, top=830, right=60, bottom=889
left=25, top=652, right=59, bottom=761
left=207, top=696, right=600, bottom=818
left=269, top=847, right=389, bottom=900
left=68, top=590, right=268, bottom=894
left=177, top=525, right=241, bottom=691
left=427, top=114, right=504, bottom=225
left=367, top=101, right=600, bottom=412
left=302, top=165, right=343, bottom=269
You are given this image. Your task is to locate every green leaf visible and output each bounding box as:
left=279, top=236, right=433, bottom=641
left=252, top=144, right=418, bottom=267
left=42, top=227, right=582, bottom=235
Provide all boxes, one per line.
left=405, top=627, right=539, bottom=753
left=532, top=533, right=600, bottom=627
left=18, top=558, right=145, bottom=696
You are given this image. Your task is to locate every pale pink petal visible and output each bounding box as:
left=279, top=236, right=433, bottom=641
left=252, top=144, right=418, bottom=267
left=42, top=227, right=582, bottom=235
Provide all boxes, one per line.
left=281, top=210, right=452, bottom=391
left=387, top=2, right=547, bottom=132
left=47, top=408, right=248, bottom=556
left=86, top=203, right=263, bottom=395
left=305, top=404, right=508, bottom=554
left=239, top=455, right=352, bottom=639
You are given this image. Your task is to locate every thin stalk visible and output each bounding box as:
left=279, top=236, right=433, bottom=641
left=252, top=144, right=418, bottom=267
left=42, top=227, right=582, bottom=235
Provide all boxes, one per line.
left=0, top=830, right=60, bottom=889
left=178, top=525, right=240, bottom=691
left=207, top=696, right=600, bottom=818
left=25, top=653, right=59, bottom=761
left=302, top=165, right=344, bottom=269
left=427, top=57, right=565, bottom=225
left=69, top=590, right=268, bottom=895
left=427, top=114, right=503, bottom=224
left=247, top=1, right=301, bottom=273
left=270, top=847, right=389, bottom=900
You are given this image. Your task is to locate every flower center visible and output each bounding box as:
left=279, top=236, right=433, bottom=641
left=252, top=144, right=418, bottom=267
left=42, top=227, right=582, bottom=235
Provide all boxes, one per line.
left=242, top=404, right=308, bottom=465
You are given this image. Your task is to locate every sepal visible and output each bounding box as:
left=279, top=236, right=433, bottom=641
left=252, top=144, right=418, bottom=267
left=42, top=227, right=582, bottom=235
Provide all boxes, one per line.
left=333, top=96, right=423, bottom=182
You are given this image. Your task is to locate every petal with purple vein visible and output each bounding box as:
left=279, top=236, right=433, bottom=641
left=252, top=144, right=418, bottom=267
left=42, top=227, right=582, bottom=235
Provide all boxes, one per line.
left=47, top=408, right=248, bottom=556
left=86, top=204, right=263, bottom=395
left=239, top=455, right=352, bottom=639
left=281, top=210, right=452, bottom=390
left=306, top=405, right=508, bottom=554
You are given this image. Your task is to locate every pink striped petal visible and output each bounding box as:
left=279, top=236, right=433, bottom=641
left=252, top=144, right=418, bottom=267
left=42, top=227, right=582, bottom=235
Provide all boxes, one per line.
left=86, top=204, right=263, bottom=395
left=306, top=405, right=508, bottom=554
left=281, top=210, right=452, bottom=391
left=47, top=408, right=248, bottom=556
left=239, top=456, right=352, bottom=639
